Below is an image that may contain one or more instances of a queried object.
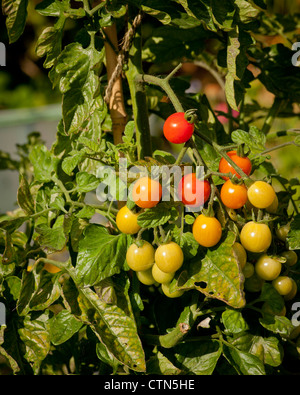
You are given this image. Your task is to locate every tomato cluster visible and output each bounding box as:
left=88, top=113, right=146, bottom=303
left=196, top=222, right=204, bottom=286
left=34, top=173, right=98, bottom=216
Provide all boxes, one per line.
left=126, top=240, right=185, bottom=298
left=116, top=114, right=298, bottom=305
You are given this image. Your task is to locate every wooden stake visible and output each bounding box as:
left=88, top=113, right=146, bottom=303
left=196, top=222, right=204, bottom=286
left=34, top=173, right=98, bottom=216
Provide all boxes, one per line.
left=103, top=24, right=127, bottom=145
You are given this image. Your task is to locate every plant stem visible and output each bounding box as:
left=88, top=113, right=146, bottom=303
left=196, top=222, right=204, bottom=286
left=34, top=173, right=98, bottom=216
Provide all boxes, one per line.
left=261, top=97, right=283, bottom=135
left=253, top=141, right=298, bottom=158
left=136, top=66, right=184, bottom=113
left=125, top=23, right=152, bottom=160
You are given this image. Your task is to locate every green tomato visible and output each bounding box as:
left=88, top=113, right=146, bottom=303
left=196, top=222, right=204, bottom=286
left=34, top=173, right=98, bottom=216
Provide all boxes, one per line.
left=244, top=273, right=265, bottom=293
left=155, top=242, right=184, bottom=273
left=272, top=276, right=294, bottom=296
left=281, top=250, right=298, bottom=267
left=161, top=283, right=184, bottom=298
left=233, top=242, right=247, bottom=270
left=255, top=254, right=282, bottom=281
left=152, top=263, right=175, bottom=284
left=242, top=262, right=255, bottom=278
left=136, top=268, right=156, bottom=285
left=126, top=240, right=155, bottom=271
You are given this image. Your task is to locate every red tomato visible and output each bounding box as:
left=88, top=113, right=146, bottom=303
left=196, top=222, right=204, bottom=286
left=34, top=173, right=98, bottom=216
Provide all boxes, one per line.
left=177, top=173, right=211, bottom=207
left=220, top=179, right=248, bottom=209
left=163, top=112, right=194, bottom=144
left=218, top=151, right=252, bottom=180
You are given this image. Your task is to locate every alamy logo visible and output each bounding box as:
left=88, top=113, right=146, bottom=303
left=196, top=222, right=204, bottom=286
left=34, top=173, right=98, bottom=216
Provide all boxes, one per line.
left=0, top=302, right=6, bottom=326
left=0, top=42, right=6, bottom=66
left=291, top=42, right=300, bottom=67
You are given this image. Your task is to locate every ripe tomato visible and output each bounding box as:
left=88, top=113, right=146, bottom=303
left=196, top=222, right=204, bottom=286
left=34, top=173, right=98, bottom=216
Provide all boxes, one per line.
left=192, top=214, right=222, bottom=247
left=220, top=180, right=248, bottom=209
left=116, top=205, right=141, bottom=235
left=154, top=242, right=184, bottom=273
left=131, top=176, right=162, bottom=209
left=240, top=221, right=272, bottom=253
left=126, top=241, right=155, bottom=271
left=218, top=150, right=252, bottom=180
left=163, top=112, right=194, bottom=144
left=177, top=173, right=211, bottom=207
left=255, top=254, right=282, bottom=281
left=247, top=181, right=276, bottom=209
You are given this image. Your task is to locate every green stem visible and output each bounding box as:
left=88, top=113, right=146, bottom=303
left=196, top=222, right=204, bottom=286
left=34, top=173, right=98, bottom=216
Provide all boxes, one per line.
left=125, top=24, right=152, bottom=160
left=136, top=66, right=184, bottom=113
left=261, top=97, right=283, bottom=135
left=253, top=141, right=298, bottom=158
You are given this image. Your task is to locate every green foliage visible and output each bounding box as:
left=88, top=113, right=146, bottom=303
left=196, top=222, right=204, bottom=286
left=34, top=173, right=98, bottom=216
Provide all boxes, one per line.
left=0, top=0, right=300, bottom=376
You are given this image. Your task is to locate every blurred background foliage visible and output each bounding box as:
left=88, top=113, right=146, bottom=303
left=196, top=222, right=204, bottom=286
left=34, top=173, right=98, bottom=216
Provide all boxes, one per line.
left=0, top=0, right=299, bottom=212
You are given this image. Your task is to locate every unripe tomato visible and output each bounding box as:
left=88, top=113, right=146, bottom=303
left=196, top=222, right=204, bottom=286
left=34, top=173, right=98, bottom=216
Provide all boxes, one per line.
left=266, top=194, right=278, bottom=214
left=177, top=173, right=211, bottom=207
left=163, top=112, right=194, bottom=144
left=244, top=273, right=265, bottom=292
left=126, top=241, right=155, bottom=271
left=136, top=268, right=156, bottom=285
left=232, top=242, right=247, bottom=269
left=284, top=278, right=297, bottom=301
left=161, top=283, right=184, bottom=298
left=152, top=263, right=175, bottom=284
left=192, top=214, right=222, bottom=248
left=242, top=262, right=255, bottom=278
left=131, top=176, right=162, bottom=209
left=116, top=205, right=141, bottom=234
left=220, top=180, right=248, bottom=209
left=218, top=150, right=252, bottom=180
left=276, top=224, right=290, bottom=242
left=272, top=276, right=294, bottom=296
left=240, top=221, right=272, bottom=253
left=255, top=254, right=282, bottom=281
left=247, top=181, right=276, bottom=209
left=281, top=250, right=298, bottom=267
left=155, top=242, right=184, bottom=273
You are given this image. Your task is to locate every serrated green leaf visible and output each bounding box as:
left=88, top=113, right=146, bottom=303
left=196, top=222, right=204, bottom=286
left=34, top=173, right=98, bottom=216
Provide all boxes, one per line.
left=259, top=315, right=294, bottom=337
left=17, top=175, right=35, bottom=215
left=36, top=25, right=64, bottom=69
left=29, top=145, right=59, bottom=182
left=172, top=231, right=245, bottom=308
left=76, top=224, right=130, bottom=287
left=49, top=310, right=83, bottom=345
left=222, top=309, right=249, bottom=334
left=287, top=214, right=300, bottom=250
left=137, top=203, right=178, bottom=228
left=75, top=171, right=100, bottom=193
left=231, top=126, right=266, bottom=153
left=62, top=150, right=85, bottom=176
left=29, top=271, right=61, bottom=311
left=18, top=311, right=51, bottom=374
left=229, top=333, right=283, bottom=367
left=175, top=341, right=221, bottom=375
left=227, top=346, right=266, bottom=375
left=147, top=351, right=182, bottom=375
left=2, top=0, right=29, bottom=43
left=62, top=274, right=146, bottom=372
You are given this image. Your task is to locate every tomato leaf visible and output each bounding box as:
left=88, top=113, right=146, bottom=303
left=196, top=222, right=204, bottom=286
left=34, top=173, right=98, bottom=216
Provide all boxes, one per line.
left=49, top=310, right=83, bottom=346
left=171, top=231, right=246, bottom=308
left=222, top=309, right=249, bottom=334
left=62, top=274, right=146, bottom=372
left=137, top=203, right=179, bottom=228
left=75, top=224, right=130, bottom=287
left=2, top=0, right=29, bottom=43
left=287, top=214, right=300, bottom=250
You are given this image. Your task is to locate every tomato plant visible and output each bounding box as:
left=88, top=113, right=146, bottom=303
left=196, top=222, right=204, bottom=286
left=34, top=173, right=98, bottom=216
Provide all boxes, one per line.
left=1, top=0, right=300, bottom=377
